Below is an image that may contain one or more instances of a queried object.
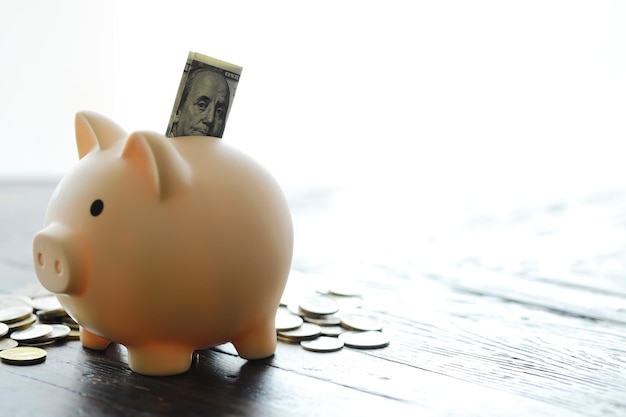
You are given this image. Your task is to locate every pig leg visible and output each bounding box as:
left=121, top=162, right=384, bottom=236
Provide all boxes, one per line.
left=232, top=319, right=277, bottom=360
left=80, top=326, right=111, bottom=350
left=126, top=345, right=194, bottom=376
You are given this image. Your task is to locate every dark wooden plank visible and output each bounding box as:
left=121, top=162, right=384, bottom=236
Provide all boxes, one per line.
left=322, top=267, right=626, bottom=416
left=1, top=182, right=626, bottom=416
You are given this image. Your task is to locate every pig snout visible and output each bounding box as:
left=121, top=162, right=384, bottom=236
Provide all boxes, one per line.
left=33, top=223, right=87, bottom=295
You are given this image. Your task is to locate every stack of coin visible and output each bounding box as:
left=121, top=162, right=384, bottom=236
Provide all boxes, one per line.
left=276, top=272, right=391, bottom=352
left=0, top=294, right=77, bottom=366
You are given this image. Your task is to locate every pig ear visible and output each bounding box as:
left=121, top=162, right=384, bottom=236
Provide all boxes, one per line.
left=121, top=131, right=192, bottom=199
left=75, top=111, right=127, bottom=159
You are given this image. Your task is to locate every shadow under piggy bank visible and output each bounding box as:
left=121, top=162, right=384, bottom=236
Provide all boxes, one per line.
left=75, top=345, right=276, bottom=415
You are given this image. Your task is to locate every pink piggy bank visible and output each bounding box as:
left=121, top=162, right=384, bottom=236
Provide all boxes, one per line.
left=32, top=111, right=293, bottom=375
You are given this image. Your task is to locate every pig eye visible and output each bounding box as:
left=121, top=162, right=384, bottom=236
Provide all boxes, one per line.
left=90, top=199, right=104, bottom=217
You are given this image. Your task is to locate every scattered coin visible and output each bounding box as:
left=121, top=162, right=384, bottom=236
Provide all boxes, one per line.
left=320, top=326, right=346, bottom=337
left=303, top=315, right=341, bottom=326
left=275, top=311, right=304, bottom=332
left=6, top=314, right=37, bottom=331
left=340, top=313, right=383, bottom=332
left=339, top=331, right=390, bottom=349
left=0, top=295, right=32, bottom=310
left=0, top=338, right=18, bottom=350
left=0, top=346, right=47, bottom=365
left=327, top=282, right=362, bottom=297
left=67, top=329, right=81, bottom=340
left=277, top=323, right=321, bottom=343
left=11, top=324, right=53, bottom=342
left=61, top=317, right=79, bottom=330
left=275, top=271, right=391, bottom=354
left=37, top=308, right=68, bottom=322
left=299, top=295, right=339, bottom=316
left=47, top=324, right=71, bottom=340
left=301, top=336, right=344, bottom=353
left=0, top=322, right=8, bottom=337
left=20, top=339, right=56, bottom=347
left=0, top=305, right=33, bottom=323
left=287, top=302, right=305, bottom=317
left=30, top=295, right=62, bottom=312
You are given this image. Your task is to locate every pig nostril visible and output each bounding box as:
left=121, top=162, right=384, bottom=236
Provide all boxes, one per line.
left=54, top=260, right=63, bottom=275
left=37, top=252, right=45, bottom=267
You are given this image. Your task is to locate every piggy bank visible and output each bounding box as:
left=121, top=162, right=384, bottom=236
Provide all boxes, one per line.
left=32, top=111, right=293, bottom=375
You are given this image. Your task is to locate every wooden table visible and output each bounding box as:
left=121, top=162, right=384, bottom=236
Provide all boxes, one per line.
left=1, top=181, right=625, bottom=416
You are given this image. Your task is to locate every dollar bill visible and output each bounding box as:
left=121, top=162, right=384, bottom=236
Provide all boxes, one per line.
left=166, top=51, right=242, bottom=138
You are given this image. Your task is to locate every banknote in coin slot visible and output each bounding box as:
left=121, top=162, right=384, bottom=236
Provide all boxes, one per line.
left=166, top=51, right=242, bottom=139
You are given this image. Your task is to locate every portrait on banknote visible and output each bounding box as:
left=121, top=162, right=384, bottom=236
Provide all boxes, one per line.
left=166, top=52, right=242, bottom=138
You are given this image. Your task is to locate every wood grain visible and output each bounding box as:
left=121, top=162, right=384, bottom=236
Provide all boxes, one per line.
left=1, top=181, right=625, bottom=416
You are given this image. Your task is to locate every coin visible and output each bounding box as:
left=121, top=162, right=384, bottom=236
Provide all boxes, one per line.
left=277, top=323, right=321, bottom=342
left=287, top=302, right=305, bottom=317
left=0, top=322, right=8, bottom=337
left=301, top=336, right=344, bottom=352
left=327, top=282, right=362, bottom=297
left=303, top=315, right=341, bottom=326
left=11, top=324, right=53, bottom=342
left=299, top=295, right=339, bottom=316
left=339, top=331, right=390, bottom=349
left=340, top=313, right=383, bottom=331
left=7, top=314, right=37, bottom=331
left=66, top=329, right=80, bottom=340
left=0, top=295, right=32, bottom=310
left=30, top=295, right=62, bottom=312
left=37, top=308, right=68, bottom=322
left=0, top=338, right=18, bottom=350
left=61, top=317, right=79, bottom=330
left=0, top=305, right=33, bottom=323
left=20, top=339, right=56, bottom=347
left=275, top=312, right=304, bottom=332
left=0, top=346, right=47, bottom=365
left=320, top=326, right=346, bottom=337
left=47, top=324, right=71, bottom=340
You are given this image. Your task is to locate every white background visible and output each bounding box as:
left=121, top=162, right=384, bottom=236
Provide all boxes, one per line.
left=1, top=0, right=626, bottom=216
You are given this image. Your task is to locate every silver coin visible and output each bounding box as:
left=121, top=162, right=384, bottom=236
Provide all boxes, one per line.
left=19, top=339, right=56, bottom=347
left=320, top=326, right=346, bottom=337
left=299, top=295, right=339, bottom=316
left=0, top=322, right=8, bottom=337
left=303, top=315, right=341, bottom=326
left=47, top=324, right=71, bottom=340
left=0, top=295, right=32, bottom=310
left=327, top=282, right=362, bottom=297
left=0, top=338, right=18, bottom=350
left=0, top=305, right=33, bottom=324
left=277, top=322, right=321, bottom=342
left=340, top=313, right=383, bottom=331
left=30, top=295, right=62, bottom=312
left=286, top=302, right=305, bottom=317
left=11, top=324, right=53, bottom=342
left=7, top=314, right=37, bottom=331
left=339, top=331, right=390, bottom=349
left=300, top=336, right=344, bottom=352
left=275, top=312, right=304, bottom=332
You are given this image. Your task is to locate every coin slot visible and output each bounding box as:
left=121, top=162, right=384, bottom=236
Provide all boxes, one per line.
left=37, top=252, right=45, bottom=267
left=54, top=259, right=63, bottom=275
